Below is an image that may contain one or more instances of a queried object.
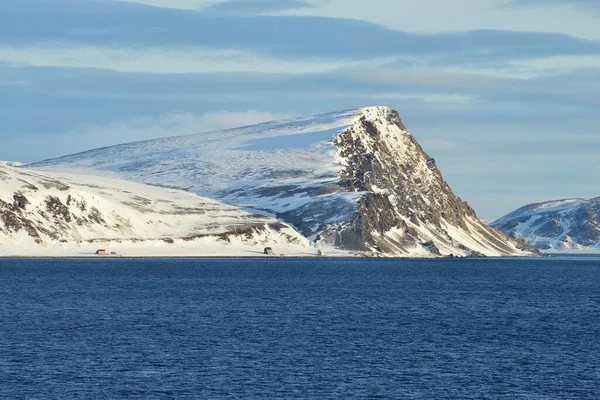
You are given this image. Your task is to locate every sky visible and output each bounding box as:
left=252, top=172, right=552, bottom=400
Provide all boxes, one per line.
left=1, top=0, right=599, bottom=220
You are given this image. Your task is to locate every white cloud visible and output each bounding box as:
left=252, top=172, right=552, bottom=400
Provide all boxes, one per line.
left=441, top=55, right=600, bottom=79
left=341, top=66, right=516, bottom=93
left=2, top=110, right=293, bottom=162
left=179, top=110, right=295, bottom=131
left=326, top=92, right=477, bottom=105
left=0, top=44, right=396, bottom=75
left=111, top=0, right=600, bottom=40
left=66, top=110, right=294, bottom=148
left=283, top=0, right=600, bottom=41
left=18, top=110, right=292, bottom=161
left=341, top=52, right=600, bottom=91
left=105, top=0, right=600, bottom=43
left=507, top=55, right=600, bottom=77
left=108, top=0, right=225, bottom=10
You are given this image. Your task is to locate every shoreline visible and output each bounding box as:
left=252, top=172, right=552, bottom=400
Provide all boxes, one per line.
left=0, top=255, right=558, bottom=260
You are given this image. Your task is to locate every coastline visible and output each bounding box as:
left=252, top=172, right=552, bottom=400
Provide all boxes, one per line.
left=0, top=255, right=556, bottom=260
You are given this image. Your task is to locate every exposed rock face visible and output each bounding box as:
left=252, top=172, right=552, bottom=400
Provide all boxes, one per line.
left=315, top=107, right=529, bottom=256
left=32, top=106, right=529, bottom=257
left=492, top=198, right=600, bottom=252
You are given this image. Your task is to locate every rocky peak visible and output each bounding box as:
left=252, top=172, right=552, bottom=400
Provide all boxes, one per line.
left=318, top=106, right=529, bottom=256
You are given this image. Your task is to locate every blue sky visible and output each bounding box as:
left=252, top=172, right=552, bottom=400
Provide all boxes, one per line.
left=1, top=0, right=599, bottom=220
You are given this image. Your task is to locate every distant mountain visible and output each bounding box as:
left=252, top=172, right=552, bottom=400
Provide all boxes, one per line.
left=33, top=106, right=530, bottom=257
left=0, top=161, right=24, bottom=167
left=492, top=198, right=600, bottom=252
left=0, top=165, right=309, bottom=257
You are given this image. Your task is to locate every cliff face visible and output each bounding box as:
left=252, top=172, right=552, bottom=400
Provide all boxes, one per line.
left=492, top=198, right=600, bottom=252
left=31, top=106, right=529, bottom=257
left=316, top=107, right=530, bottom=256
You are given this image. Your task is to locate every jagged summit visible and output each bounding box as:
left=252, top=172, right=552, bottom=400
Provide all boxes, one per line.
left=492, top=198, right=600, bottom=252
left=323, top=107, right=529, bottom=256
left=32, top=106, right=529, bottom=257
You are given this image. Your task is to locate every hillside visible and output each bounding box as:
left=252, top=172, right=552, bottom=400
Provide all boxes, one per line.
left=33, top=106, right=530, bottom=257
left=0, top=166, right=310, bottom=257
left=492, top=198, right=600, bottom=252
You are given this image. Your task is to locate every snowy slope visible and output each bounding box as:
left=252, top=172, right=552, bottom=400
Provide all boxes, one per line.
left=492, top=198, right=600, bottom=252
left=0, top=161, right=24, bottom=167
left=34, top=109, right=357, bottom=231
left=33, top=106, right=529, bottom=257
left=0, top=166, right=311, bottom=257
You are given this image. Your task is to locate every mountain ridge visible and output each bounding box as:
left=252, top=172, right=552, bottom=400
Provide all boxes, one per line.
left=492, top=197, right=600, bottom=252
left=32, top=106, right=530, bottom=257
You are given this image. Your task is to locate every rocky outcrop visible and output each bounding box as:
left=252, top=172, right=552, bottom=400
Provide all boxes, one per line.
left=492, top=198, right=600, bottom=252
left=315, top=107, right=530, bottom=257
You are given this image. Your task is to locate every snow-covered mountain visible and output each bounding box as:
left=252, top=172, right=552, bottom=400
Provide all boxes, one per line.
left=0, top=165, right=310, bottom=257
left=33, top=106, right=530, bottom=257
left=492, top=198, right=600, bottom=252
left=0, top=161, right=24, bottom=167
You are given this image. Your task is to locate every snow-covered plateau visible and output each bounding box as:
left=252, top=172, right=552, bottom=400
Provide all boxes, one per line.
left=492, top=198, right=600, bottom=253
left=13, top=106, right=530, bottom=257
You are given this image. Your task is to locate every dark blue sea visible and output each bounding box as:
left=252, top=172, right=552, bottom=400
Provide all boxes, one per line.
left=1, top=257, right=599, bottom=399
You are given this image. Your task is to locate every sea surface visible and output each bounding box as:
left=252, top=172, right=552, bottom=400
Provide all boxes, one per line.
left=1, top=257, right=599, bottom=399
